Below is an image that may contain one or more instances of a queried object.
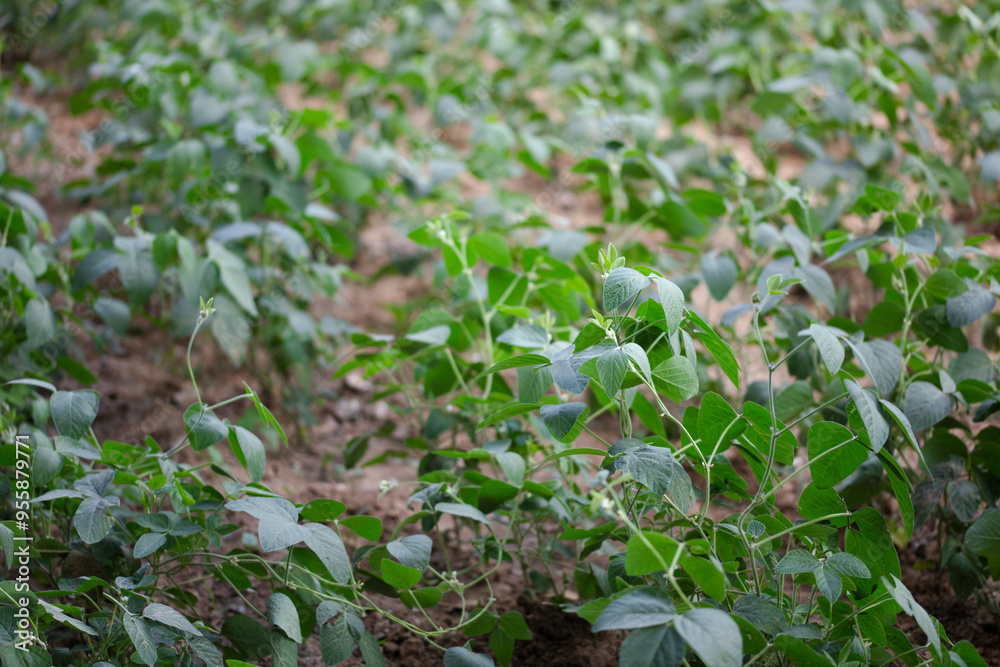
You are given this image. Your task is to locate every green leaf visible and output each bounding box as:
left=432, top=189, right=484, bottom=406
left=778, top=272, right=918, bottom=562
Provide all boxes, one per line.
left=652, top=356, right=699, bottom=401
left=499, top=611, right=532, bottom=640
left=848, top=340, right=901, bottom=397
left=183, top=403, right=229, bottom=451
left=228, top=426, right=266, bottom=483
left=444, top=646, right=495, bottom=667
left=596, top=346, right=629, bottom=396
left=733, top=594, right=787, bottom=636
left=74, top=495, right=120, bottom=544
left=686, top=310, right=740, bottom=388
left=925, top=268, right=969, bottom=300
left=300, top=499, right=347, bottom=523
left=267, top=593, right=303, bottom=643
left=591, top=588, right=676, bottom=631
left=652, top=276, right=686, bottom=335
left=904, top=381, right=954, bottom=430
left=320, top=614, right=356, bottom=665
left=540, top=402, right=589, bottom=442
left=807, top=421, right=865, bottom=489
left=825, top=552, right=871, bottom=578
left=24, top=299, right=55, bottom=347
left=387, top=535, right=432, bottom=571
left=480, top=354, right=551, bottom=376
left=604, top=267, right=650, bottom=311
left=143, top=603, right=199, bottom=635
left=877, top=450, right=915, bottom=537
left=208, top=240, right=257, bottom=316
left=674, top=608, right=742, bottom=667
left=496, top=324, right=549, bottom=349
left=618, top=625, right=684, bottom=667
left=622, top=342, right=653, bottom=386
left=947, top=480, right=980, bottom=523
left=883, top=574, right=940, bottom=653
left=381, top=559, right=422, bottom=589
left=479, top=403, right=539, bottom=429
left=698, top=392, right=746, bottom=457
left=812, top=566, right=842, bottom=600
left=304, top=524, right=352, bottom=584
left=124, top=613, right=158, bottom=666
left=626, top=532, right=682, bottom=576
left=93, top=297, right=131, bottom=335
left=339, top=515, right=383, bottom=542
left=845, top=380, right=889, bottom=451
left=270, top=628, right=299, bottom=667
left=469, top=232, right=512, bottom=268
left=50, top=390, right=99, bottom=439
left=490, top=627, right=515, bottom=667
left=946, top=279, right=996, bottom=327
left=133, top=533, right=167, bottom=559
left=797, top=484, right=847, bottom=527
left=615, top=444, right=687, bottom=501
left=258, top=513, right=310, bottom=552
left=680, top=552, right=726, bottom=601
left=806, top=324, right=844, bottom=375
left=775, top=550, right=820, bottom=574
left=436, top=502, right=491, bottom=524
left=965, top=509, right=1000, bottom=558
left=701, top=253, right=738, bottom=300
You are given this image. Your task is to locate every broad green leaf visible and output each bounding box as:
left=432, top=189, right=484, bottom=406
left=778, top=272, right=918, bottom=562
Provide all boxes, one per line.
left=946, top=279, right=995, bottom=327
left=540, top=402, right=589, bottom=442
left=320, top=614, right=355, bottom=665
left=674, top=608, right=742, bottom=667
left=444, top=646, right=495, bottom=667
left=339, top=516, right=383, bottom=542
left=381, top=559, right=422, bottom=589
left=300, top=499, right=347, bottom=522
left=228, top=426, right=266, bottom=483
left=626, top=532, right=681, bottom=576
left=591, top=588, right=676, bottom=631
left=604, top=267, right=650, bottom=311
left=947, top=480, right=980, bottom=523
left=124, top=613, right=157, bottom=666
left=133, top=533, right=167, bottom=559
left=903, top=381, right=953, bottom=430
left=812, top=566, right=842, bottom=600
left=925, top=268, right=969, bottom=300
left=877, top=450, right=915, bottom=537
left=387, top=535, right=432, bottom=571
left=183, top=404, right=229, bottom=451
left=143, top=603, right=199, bottom=635
left=498, top=611, right=532, bottom=640
left=304, top=524, right=352, bottom=584
left=775, top=550, right=820, bottom=574
left=596, top=346, right=630, bottom=396
left=680, top=553, right=726, bottom=601
left=652, top=356, right=699, bottom=401
left=807, top=421, right=865, bottom=489
left=436, top=502, right=491, bottom=524
left=652, top=276, right=686, bottom=335
left=807, top=324, right=844, bottom=375
left=698, top=392, right=745, bottom=457
left=618, top=625, right=684, bottom=667
left=468, top=232, right=512, bottom=268
left=845, top=380, right=889, bottom=451
left=479, top=403, right=539, bottom=429
left=733, top=594, right=787, bottom=636
left=267, top=593, right=303, bottom=643
left=258, top=513, right=310, bottom=552
left=622, top=342, right=653, bottom=386
left=74, top=495, right=120, bottom=544
left=686, top=310, right=740, bottom=388
left=825, top=552, right=871, bottom=578
left=965, top=509, right=1000, bottom=558
left=883, top=575, right=940, bottom=653
left=496, top=325, right=549, bottom=349
left=701, top=253, right=738, bottom=301
left=615, top=444, right=687, bottom=502
left=848, top=340, right=901, bottom=397
left=50, top=390, right=99, bottom=439
left=480, top=354, right=551, bottom=376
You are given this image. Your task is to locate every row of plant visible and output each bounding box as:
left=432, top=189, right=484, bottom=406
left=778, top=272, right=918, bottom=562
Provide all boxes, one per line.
left=2, top=0, right=1000, bottom=665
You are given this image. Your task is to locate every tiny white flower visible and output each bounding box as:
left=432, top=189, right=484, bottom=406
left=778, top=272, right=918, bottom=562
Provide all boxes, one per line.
left=600, top=497, right=615, bottom=513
